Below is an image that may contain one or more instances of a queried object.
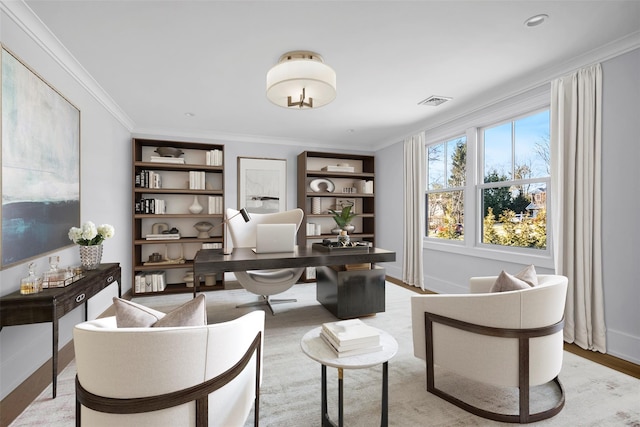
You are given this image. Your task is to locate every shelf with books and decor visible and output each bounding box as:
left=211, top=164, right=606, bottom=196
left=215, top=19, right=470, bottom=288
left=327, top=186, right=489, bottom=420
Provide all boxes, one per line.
left=297, top=151, right=376, bottom=282
left=132, top=138, right=225, bottom=296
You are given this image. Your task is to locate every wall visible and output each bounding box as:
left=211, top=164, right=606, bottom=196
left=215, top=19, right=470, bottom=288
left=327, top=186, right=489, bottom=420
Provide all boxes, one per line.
left=375, top=48, right=640, bottom=364
left=600, top=48, right=640, bottom=364
left=0, top=7, right=131, bottom=400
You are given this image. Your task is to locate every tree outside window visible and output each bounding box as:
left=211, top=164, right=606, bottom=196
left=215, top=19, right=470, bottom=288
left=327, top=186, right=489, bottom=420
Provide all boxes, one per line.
left=426, top=136, right=466, bottom=240
left=480, top=110, right=550, bottom=249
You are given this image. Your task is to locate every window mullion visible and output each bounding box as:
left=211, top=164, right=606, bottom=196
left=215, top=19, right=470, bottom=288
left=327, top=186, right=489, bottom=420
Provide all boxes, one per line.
left=465, top=127, right=477, bottom=247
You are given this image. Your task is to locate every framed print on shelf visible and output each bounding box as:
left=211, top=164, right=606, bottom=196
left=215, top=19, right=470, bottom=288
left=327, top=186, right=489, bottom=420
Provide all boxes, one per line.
left=1, top=46, right=80, bottom=269
left=237, top=157, right=286, bottom=214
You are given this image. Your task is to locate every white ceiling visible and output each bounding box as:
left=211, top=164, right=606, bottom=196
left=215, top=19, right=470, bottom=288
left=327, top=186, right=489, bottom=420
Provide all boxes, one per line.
left=24, top=1, right=640, bottom=150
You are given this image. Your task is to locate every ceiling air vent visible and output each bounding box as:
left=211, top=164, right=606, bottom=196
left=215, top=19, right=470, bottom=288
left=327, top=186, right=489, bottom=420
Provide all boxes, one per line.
left=417, top=95, right=452, bottom=107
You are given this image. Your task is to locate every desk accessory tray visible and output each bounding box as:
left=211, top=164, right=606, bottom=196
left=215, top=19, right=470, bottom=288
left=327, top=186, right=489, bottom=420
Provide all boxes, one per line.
left=43, top=271, right=85, bottom=288
left=312, top=242, right=371, bottom=253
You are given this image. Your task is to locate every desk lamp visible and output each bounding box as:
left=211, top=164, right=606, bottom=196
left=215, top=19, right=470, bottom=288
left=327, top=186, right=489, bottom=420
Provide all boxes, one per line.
left=211, top=208, right=251, bottom=254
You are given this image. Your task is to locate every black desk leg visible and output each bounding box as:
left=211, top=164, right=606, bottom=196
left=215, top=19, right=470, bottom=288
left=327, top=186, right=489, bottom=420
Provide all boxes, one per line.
left=381, top=362, right=388, bottom=427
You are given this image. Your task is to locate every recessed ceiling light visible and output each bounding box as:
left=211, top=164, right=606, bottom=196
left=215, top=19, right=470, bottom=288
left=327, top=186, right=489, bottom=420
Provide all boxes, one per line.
left=524, top=14, right=549, bottom=27
left=184, top=112, right=195, bottom=117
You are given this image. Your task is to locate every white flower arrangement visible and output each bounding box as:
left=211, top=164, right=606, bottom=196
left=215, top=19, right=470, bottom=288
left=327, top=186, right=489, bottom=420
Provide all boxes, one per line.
left=68, top=221, right=115, bottom=246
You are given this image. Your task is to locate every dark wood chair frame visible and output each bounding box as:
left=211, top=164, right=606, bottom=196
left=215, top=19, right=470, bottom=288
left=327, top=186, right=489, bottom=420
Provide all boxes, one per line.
left=76, top=331, right=262, bottom=427
left=424, top=312, right=565, bottom=424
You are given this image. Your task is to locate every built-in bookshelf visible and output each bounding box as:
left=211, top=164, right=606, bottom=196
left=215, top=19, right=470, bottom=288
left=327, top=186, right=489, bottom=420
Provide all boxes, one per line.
left=297, top=151, right=376, bottom=281
left=132, top=138, right=225, bottom=295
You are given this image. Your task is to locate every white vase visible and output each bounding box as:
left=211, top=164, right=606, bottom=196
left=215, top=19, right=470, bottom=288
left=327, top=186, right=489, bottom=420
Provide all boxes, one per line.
left=189, top=195, right=203, bottom=214
left=79, top=244, right=103, bottom=270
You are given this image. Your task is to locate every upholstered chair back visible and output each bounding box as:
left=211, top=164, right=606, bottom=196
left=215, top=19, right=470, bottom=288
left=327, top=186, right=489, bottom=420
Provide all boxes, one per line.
left=74, top=311, right=265, bottom=427
left=225, top=208, right=304, bottom=248
left=411, top=275, right=568, bottom=387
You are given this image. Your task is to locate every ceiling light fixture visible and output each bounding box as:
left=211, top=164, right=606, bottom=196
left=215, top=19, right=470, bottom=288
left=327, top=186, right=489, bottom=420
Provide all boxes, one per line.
left=266, top=51, right=336, bottom=109
left=524, top=14, right=549, bottom=27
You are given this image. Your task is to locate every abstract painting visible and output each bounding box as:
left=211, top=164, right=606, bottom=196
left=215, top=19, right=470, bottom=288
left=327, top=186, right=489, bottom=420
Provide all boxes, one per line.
left=1, top=46, right=80, bottom=269
left=237, top=157, right=286, bottom=213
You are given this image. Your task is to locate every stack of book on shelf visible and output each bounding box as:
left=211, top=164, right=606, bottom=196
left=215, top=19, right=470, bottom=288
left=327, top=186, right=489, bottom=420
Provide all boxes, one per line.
left=208, top=196, right=223, bottom=214
left=134, top=271, right=167, bottom=293
left=320, top=319, right=382, bottom=357
left=322, top=164, right=355, bottom=173
left=136, top=198, right=166, bottom=214
left=206, top=149, right=223, bottom=166
left=145, top=233, right=180, bottom=240
left=135, top=170, right=162, bottom=188
left=189, top=171, right=206, bottom=189
left=150, top=156, right=185, bottom=164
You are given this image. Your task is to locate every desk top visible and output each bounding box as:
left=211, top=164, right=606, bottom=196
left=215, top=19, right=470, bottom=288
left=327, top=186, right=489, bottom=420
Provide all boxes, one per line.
left=193, top=246, right=396, bottom=276
left=301, top=326, right=398, bottom=369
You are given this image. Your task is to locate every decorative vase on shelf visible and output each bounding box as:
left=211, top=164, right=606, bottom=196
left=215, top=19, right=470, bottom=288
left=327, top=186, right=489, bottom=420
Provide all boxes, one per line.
left=342, top=224, right=355, bottom=233
left=332, top=224, right=355, bottom=234
left=189, top=195, right=203, bottom=214
left=194, top=221, right=213, bottom=238
left=79, top=244, right=103, bottom=270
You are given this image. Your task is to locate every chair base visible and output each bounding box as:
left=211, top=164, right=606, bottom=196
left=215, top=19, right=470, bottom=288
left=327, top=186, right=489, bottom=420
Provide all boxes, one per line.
left=429, top=376, right=565, bottom=424
left=423, top=311, right=566, bottom=424
left=237, top=295, right=297, bottom=315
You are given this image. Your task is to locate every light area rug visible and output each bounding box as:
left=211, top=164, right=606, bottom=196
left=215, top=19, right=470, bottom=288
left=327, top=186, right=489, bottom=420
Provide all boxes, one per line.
left=10, top=282, right=640, bottom=427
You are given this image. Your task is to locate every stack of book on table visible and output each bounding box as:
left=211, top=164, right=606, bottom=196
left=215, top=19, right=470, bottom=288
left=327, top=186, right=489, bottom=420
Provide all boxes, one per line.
left=320, top=319, right=382, bottom=357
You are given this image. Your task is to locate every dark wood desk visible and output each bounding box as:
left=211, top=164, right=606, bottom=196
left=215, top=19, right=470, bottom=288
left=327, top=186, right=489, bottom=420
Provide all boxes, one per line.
left=192, top=246, right=396, bottom=294
left=0, top=263, right=121, bottom=398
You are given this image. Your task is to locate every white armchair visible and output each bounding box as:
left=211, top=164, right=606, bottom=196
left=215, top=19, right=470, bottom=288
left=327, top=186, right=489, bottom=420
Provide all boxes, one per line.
left=411, top=274, right=568, bottom=423
left=226, top=208, right=304, bottom=315
left=74, top=311, right=265, bottom=427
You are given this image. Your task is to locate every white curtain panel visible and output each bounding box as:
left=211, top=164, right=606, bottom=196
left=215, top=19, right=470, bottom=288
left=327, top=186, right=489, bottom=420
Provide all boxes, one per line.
left=550, top=63, right=606, bottom=352
left=403, top=133, right=425, bottom=289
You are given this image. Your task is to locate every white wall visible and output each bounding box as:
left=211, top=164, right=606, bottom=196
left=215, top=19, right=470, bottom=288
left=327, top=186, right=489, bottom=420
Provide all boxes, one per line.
left=0, top=7, right=131, bottom=400
left=375, top=48, right=640, bottom=364
left=600, top=48, right=640, bottom=364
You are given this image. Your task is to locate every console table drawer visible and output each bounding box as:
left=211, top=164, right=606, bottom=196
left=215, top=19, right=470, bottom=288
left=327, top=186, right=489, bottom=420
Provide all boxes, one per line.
left=56, top=270, right=118, bottom=313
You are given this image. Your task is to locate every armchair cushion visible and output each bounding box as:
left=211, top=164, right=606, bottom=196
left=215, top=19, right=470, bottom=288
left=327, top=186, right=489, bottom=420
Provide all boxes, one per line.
left=490, top=264, right=537, bottom=292
left=113, top=295, right=207, bottom=328
left=490, top=270, right=531, bottom=292
left=113, top=297, right=165, bottom=327
left=154, top=294, right=207, bottom=327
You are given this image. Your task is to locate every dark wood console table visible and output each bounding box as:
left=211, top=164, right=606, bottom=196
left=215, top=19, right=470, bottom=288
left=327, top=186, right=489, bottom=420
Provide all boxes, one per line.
left=0, top=263, right=121, bottom=398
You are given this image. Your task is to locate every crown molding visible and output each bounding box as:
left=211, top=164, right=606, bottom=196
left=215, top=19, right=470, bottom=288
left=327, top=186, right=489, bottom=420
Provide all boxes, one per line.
left=0, top=0, right=135, bottom=131
left=393, top=30, right=640, bottom=148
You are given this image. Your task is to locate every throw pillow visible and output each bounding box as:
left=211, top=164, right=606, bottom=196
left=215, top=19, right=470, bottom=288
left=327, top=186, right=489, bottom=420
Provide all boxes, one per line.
left=514, top=264, right=538, bottom=287
left=154, top=294, right=207, bottom=327
left=490, top=270, right=532, bottom=293
left=113, top=297, right=166, bottom=327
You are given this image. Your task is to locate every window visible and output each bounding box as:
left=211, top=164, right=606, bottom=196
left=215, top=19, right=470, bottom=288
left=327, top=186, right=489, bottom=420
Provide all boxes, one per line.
left=424, top=107, right=551, bottom=255
left=480, top=109, right=550, bottom=249
left=426, top=136, right=466, bottom=240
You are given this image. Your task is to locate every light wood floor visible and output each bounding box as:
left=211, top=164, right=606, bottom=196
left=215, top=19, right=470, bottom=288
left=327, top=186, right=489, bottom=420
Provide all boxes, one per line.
left=388, top=277, right=640, bottom=380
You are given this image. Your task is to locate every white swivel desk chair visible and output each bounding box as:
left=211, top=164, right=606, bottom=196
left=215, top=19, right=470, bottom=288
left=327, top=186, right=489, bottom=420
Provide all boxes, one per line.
left=226, top=208, right=304, bottom=315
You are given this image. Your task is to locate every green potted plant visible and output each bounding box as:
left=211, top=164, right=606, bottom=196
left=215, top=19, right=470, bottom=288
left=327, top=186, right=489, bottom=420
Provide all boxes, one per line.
left=328, top=204, right=357, bottom=234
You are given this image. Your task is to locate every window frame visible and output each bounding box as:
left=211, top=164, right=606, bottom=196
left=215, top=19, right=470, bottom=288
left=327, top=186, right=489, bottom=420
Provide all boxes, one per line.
left=425, top=135, right=467, bottom=243
left=423, top=88, right=554, bottom=268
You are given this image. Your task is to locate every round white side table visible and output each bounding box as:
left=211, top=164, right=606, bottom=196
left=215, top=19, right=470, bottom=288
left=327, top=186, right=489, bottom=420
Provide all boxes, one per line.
left=300, top=326, right=398, bottom=427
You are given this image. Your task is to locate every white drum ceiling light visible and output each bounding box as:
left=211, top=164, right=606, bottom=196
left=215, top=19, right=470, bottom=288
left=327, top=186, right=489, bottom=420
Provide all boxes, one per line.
left=266, top=51, right=336, bottom=109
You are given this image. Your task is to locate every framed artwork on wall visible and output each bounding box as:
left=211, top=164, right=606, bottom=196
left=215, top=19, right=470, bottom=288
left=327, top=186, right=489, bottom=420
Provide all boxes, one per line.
left=1, top=46, right=81, bottom=269
left=237, top=157, right=286, bottom=214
